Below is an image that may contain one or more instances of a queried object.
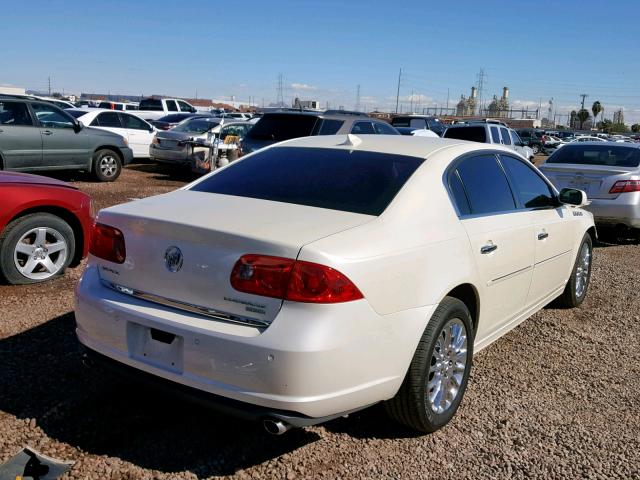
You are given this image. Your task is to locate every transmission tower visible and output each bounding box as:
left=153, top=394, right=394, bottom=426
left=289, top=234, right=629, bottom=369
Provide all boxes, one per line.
left=276, top=73, right=285, bottom=107
left=355, top=84, right=361, bottom=111
left=476, top=68, right=485, bottom=115
left=579, top=93, right=588, bottom=110
left=547, top=98, right=553, bottom=121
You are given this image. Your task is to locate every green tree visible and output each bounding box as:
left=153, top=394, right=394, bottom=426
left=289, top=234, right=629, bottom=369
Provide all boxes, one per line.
left=591, top=101, right=603, bottom=127
left=577, top=109, right=590, bottom=130
left=598, top=119, right=613, bottom=133
left=632, top=124, right=640, bottom=133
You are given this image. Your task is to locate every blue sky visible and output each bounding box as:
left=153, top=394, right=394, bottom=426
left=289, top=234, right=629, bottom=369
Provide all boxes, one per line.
left=3, top=0, right=640, bottom=122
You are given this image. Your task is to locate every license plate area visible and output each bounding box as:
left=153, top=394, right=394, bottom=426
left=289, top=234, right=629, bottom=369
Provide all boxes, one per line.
left=127, top=322, right=184, bottom=373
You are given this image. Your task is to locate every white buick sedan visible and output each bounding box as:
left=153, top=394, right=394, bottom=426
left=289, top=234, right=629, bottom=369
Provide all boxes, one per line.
left=75, top=135, right=595, bottom=434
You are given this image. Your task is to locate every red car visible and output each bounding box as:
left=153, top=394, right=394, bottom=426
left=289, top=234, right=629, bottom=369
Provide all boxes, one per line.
left=0, top=172, right=93, bottom=284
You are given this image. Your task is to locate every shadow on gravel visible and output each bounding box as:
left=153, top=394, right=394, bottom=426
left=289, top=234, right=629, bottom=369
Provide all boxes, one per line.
left=321, top=404, right=424, bottom=440
left=0, top=313, right=319, bottom=478
left=126, top=162, right=198, bottom=182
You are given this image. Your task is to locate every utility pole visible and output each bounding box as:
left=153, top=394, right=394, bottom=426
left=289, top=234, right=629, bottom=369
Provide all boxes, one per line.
left=446, top=88, right=450, bottom=113
left=410, top=89, right=414, bottom=113
left=395, top=68, right=402, bottom=114
left=355, top=84, right=361, bottom=112
left=579, top=93, right=588, bottom=110
left=276, top=73, right=285, bottom=107
left=476, top=68, right=485, bottom=116
left=48, top=76, right=51, bottom=96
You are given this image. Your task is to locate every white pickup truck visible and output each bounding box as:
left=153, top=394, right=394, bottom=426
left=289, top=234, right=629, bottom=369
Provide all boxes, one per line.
left=131, top=98, right=198, bottom=121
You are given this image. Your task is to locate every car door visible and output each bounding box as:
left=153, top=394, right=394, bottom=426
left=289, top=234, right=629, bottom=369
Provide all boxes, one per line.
left=0, top=100, right=42, bottom=169
left=30, top=102, right=88, bottom=168
left=90, top=111, right=128, bottom=140
left=450, top=154, right=535, bottom=341
left=119, top=113, right=154, bottom=157
left=500, top=154, right=576, bottom=304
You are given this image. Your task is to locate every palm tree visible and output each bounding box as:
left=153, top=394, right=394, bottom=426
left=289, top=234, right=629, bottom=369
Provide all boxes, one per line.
left=577, top=109, right=590, bottom=130
left=592, top=101, right=603, bottom=129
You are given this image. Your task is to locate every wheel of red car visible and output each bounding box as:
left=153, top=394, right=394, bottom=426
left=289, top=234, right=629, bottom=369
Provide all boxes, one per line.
left=0, top=213, right=75, bottom=285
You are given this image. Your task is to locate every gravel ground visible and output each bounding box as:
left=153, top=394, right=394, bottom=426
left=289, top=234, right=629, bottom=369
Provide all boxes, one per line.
left=1, top=159, right=639, bottom=479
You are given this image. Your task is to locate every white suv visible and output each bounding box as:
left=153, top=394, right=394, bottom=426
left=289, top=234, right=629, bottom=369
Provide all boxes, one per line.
left=444, top=121, right=535, bottom=161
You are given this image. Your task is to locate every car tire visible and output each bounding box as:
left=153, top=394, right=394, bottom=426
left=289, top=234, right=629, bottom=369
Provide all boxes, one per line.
left=92, top=149, right=122, bottom=182
left=0, top=213, right=75, bottom=285
left=557, top=233, right=593, bottom=308
left=384, top=297, right=474, bottom=433
left=532, top=144, right=540, bottom=154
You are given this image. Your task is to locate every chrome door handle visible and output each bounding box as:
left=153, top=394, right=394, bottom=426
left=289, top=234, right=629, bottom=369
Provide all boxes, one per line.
left=538, top=232, right=549, bottom=240
left=481, top=244, right=498, bottom=254
left=42, top=130, right=53, bottom=136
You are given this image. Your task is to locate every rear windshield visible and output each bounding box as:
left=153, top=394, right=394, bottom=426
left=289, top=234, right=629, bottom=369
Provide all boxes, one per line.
left=247, top=114, right=318, bottom=141
left=391, top=117, right=424, bottom=128
left=158, top=113, right=192, bottom=123
left=173, top=118, right=220, bottom=133
left=547, top=144, right=640, bottom=168
left=190, top=147, right=424, bottom=215
left=139, top=99, right=164, bottom=111
left=444, top=126, right=487, bottom=142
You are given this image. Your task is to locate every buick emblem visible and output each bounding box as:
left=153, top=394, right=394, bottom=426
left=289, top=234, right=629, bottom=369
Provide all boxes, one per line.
left=164, top=246, right=183, bottom=273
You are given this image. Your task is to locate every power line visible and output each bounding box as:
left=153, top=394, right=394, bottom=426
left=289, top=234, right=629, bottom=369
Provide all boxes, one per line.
left=395, top=68, right=402, bottom=114
left=355, top=84, right=361, bottom=112
left=276, top=73, right=284, bottom=106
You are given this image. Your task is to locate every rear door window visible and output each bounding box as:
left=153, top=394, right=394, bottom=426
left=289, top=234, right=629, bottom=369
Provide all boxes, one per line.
left=120, top=113, right=148, bottom=130
left=454, top=154, right=516, bottom=214
left=318, top=119, right=344, bottom=135
left=166, top=100, right=178, bottom=112
left=178, top=101, right=193, bottom=112
left=0, top=101, right=33, bottom=126
left=351, top=121, right=375, bottom=134
left=373, top=122, right=400, bottom=135
left=92, top=112, right=122, bottom=128
left=139, top=99, right=163, bottom=111
left=191, top=147, right=424, bottom=216
left=500, top=128, right=512, bottom=145
left=490, top=126, right=500, bottom=143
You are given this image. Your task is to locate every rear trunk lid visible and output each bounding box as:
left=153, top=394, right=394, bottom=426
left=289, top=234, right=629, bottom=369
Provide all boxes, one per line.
left=94, top=190, right=373, bottom=325
left=540, top=163, right=640, bottom=199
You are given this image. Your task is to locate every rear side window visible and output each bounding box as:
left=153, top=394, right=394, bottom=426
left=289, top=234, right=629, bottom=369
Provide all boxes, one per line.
left=121, top=114, right=148, bottom=130
left=191, top=147, right=424, bottom=216
left=247, top=114, right=318, bottom=141
left=98, top=102, right=112, bottom=109
left=318, top=119, right=344, bottom=135
left=178, top=101, right=193, bottom=112
left=490, top=126, right=500, bottom=143
left=547, top=144, right=640, bottom=168
left=448, top=171, right=471, bottom=215
left=351, top=121, right=375, bottom=134
left=444, top=126, right=487, bottom=143
left=0, top=101, right=33, bottom=126
left=166, top=100, right=178, bottom=112
left=454, top=155, right=516, bottom=215
left=500, top=155, right=555, bottom=208
left=139, top=99, right=163, bottom=111
left=92, top=112, right=122, bottom=128
left=500, top=128, right=512, bottom=145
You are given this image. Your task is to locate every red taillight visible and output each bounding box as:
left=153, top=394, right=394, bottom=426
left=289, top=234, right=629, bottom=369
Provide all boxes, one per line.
left=90, top=223, right=126, bottom=264
left=230, top=254, right=363, bottom=304
left=609, top=180, right=640, bottom=194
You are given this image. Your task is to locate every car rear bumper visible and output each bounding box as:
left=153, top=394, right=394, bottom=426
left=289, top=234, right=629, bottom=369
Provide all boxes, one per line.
left=585, top=195, right=640, bottom=228
left=75, top=264, right=433, bottom=419
left=149, top=145, right=190, bottom=165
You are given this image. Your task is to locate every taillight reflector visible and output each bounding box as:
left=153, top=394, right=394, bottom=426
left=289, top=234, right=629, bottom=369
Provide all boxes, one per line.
left=230, top=254, right=363, bottom=304
left=90, top=223, right=126, bottom=264
left=609, top=180, right=640, bottom=194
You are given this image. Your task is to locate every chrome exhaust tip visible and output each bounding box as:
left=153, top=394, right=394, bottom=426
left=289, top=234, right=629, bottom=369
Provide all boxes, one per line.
left=263, top=419, right=292, bottom=435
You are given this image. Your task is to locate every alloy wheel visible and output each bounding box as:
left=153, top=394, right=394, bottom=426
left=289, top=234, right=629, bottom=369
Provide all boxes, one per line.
left=99, top=155, right=118, bottom=177
left=427, top=318, right=468, bottom=414
left=13, top=227, right=68, bottom=280
left=575, top=242, right=591, bottom=298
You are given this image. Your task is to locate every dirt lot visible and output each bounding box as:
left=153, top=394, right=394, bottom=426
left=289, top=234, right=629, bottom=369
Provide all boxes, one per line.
left=1, top=159, right=639, bottom=479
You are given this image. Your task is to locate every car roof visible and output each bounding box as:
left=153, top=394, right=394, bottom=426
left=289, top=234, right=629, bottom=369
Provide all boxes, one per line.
left=271, top=134, right=517, bottom=159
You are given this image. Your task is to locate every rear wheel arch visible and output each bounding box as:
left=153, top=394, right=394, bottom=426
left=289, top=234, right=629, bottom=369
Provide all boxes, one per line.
left=586, top=226, right=597, bottom=242
left=5, top=206, right=85, bottom=267
left=444, top=283, right=480, bottom=333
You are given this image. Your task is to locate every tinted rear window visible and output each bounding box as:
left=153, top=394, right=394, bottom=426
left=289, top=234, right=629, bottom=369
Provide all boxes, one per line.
left=158, top=113, right=193, bottom=123
left=247, top=114, right=318, bottom=141
left=139, top=99, right=164, bottom=111
left=191, top=147, right=424, bottom=215
left=391, top=117, right=426, bottom=128
left=547, top=144, right=640, bottom=168
left=444, top=126, right=487, bottom=142
left=318, top=119, right=344, bottom=135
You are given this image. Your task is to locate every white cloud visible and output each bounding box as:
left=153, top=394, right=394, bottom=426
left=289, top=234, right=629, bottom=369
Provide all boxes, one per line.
left=290, top=83, right=317, bottom=91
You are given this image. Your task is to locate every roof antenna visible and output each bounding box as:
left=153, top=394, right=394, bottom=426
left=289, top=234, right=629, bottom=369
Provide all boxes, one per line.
left=340, top=134, right=362, bottom=147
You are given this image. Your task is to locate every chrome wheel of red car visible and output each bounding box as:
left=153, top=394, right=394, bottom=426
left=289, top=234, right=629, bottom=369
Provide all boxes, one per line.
left=14, top=226, right=69, bottom=280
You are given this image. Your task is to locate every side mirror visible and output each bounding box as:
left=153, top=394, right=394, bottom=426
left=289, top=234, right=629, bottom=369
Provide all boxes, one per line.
left=559, top=188, right=588, bottom=206
left=73, top=121, right=84, bottom=133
